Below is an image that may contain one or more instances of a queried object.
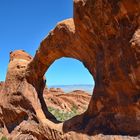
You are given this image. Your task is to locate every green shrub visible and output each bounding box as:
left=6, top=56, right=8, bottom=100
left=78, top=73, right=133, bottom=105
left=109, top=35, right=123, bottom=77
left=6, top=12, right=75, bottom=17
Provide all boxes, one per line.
left=48, top=105, right=79, bottom=121
left=1, top=136, right=8, bottom=140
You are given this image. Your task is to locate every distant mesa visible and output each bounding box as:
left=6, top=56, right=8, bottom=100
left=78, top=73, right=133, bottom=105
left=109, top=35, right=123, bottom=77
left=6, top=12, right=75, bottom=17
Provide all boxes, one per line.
left=48, top=87, right=64, bottom=93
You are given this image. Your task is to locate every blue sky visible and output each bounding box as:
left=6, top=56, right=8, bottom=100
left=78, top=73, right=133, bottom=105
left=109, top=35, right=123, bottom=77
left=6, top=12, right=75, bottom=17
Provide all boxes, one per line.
left=0, top=0, right=94, bottom=86
left=46, top=58, right=94, bottom=86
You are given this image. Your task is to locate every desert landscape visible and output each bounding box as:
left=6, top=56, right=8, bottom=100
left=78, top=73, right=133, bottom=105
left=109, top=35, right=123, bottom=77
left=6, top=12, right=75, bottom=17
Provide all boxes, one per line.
left=0, top=0, right=140, bottom=139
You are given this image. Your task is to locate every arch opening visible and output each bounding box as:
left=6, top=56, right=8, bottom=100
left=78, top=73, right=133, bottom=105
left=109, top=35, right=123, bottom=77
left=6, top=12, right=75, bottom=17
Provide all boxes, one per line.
left=43, top=57, right=95, bottom=122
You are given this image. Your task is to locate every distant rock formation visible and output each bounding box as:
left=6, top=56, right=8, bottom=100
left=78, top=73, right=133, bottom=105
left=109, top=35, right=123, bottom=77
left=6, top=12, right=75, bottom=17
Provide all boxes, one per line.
left=48, top=87, right=64, bottom=93
left=0, top=0, right=140, bottom=139
left=44, top=89, right=91, bottom=113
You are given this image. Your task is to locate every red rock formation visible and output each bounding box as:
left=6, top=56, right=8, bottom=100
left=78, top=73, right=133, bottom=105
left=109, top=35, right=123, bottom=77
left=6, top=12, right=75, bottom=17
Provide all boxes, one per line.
left=0, top=0, right=140, bottom=139
left=0, top=84, right=90, bottom=114
left=44, top=89, right=91, bottom=112
left=0, top=82, right=4, bottom=93
left=48, top=88, right=64, bottom=93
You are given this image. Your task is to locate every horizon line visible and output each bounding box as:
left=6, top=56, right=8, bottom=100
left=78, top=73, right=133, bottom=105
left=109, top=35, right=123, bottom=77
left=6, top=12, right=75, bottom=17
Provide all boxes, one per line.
left=47, top=84, right=94, bottom=86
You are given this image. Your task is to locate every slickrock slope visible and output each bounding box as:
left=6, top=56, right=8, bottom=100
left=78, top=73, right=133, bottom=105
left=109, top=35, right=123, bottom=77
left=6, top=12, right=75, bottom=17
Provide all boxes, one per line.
left=44, top=89, right=91, bottom=113
left=0, top=0, right=140, bottom=139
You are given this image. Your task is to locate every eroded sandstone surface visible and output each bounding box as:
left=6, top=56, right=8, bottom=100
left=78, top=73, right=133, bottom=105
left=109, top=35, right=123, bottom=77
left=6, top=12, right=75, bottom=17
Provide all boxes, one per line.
left=44, top=89, right=91, bottom=113
left=0, top=0, right=140, bottom=139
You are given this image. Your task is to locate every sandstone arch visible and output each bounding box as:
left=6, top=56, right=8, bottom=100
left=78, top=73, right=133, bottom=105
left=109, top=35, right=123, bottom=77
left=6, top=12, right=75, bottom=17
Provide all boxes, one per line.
left=27, top=18, right=96, bottom=84
left=0, top=0, right=140, bottom=139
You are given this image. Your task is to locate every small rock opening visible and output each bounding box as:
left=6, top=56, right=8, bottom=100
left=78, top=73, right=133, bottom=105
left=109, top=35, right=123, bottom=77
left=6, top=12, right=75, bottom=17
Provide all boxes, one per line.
left=43, top=57, right=95, bottom=121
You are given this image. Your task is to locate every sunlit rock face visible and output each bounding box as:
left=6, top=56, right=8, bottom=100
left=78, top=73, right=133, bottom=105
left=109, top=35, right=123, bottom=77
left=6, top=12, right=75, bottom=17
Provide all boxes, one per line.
left=0, top=0, right=140, bottom=139
left=0, top=82, right=4, bottom=93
